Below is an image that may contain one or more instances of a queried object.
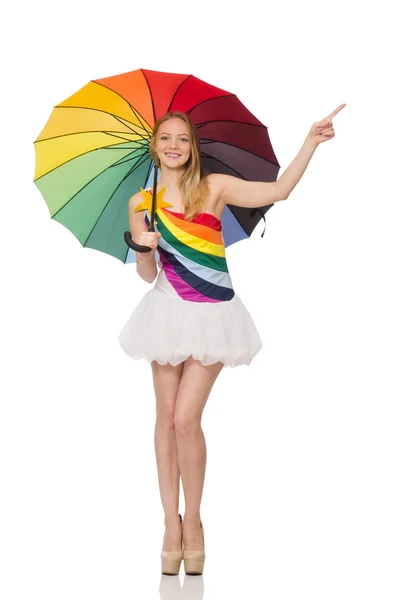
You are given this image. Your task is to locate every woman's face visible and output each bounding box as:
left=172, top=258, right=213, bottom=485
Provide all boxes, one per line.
left=154, top=118, right=192, bottom=169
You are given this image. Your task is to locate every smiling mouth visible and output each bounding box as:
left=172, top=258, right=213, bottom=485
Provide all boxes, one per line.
left=165, top=153, right=181, bottom=159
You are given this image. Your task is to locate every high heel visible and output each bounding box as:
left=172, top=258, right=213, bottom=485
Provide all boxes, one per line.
left=161, top=514, right=183, bottom=576
left=183, top=521, right=205, bottom=576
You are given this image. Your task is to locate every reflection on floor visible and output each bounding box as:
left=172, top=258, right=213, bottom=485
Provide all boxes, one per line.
left=159, top=572, right=204, bottom=600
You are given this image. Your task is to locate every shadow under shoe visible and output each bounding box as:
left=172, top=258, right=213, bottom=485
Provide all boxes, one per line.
left=159, top=573, right=182, bottom=599
left=182, top=571, right=204, bottom=598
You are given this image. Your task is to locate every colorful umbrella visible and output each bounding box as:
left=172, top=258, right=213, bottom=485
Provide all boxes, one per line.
left=34, top=68, right=280, bottom=263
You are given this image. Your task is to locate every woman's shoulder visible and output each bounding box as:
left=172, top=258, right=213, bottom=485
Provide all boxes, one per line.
left=128, top=189, right=147, bottom=211
left=207, top=173, right=239, bottom=187
left=207, top=173, right=222, bottom=187
left=202, top=175, right=224, bottom=220
left=206, top=173, right=224, bottom=199
left=207, top=173, right=238, bottom=199
left=206, top=172, right=237, bottom=206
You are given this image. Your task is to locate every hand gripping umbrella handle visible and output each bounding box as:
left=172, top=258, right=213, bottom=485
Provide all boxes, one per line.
left=123, top=231, right=152, bottom=253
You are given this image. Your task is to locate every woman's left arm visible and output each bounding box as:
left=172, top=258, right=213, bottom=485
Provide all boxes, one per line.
left=212, top=103, right=346, bottom=209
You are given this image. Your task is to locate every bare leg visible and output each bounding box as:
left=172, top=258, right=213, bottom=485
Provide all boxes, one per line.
left=174, top=357, right=224, bottom=550
left=151, top=360, right=184, bottom=551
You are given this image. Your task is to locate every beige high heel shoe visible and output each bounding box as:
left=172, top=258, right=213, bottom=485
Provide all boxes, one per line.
left=161, top=514, right=183, bottom=576
left=183, top=521, right=205, bottom=575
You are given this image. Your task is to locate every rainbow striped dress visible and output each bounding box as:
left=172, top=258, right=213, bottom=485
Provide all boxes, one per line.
left=145, top=206, right=235, bottom=303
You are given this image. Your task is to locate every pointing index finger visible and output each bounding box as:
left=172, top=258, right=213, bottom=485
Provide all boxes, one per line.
left=326, top=103, right=346, bottom=121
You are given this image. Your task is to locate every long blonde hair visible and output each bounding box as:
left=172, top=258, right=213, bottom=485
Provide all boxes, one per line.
left=149, top=111, right=209, bottom=221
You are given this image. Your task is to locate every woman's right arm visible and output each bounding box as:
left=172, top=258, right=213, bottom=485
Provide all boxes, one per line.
left=128, top=192, right=161, bottom=284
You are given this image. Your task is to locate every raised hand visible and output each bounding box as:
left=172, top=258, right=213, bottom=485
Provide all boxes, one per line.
left=308, top=103, right=346, bottom=145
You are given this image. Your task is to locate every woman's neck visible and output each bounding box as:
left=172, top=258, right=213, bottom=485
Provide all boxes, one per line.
left=155, top=165, right=184, bottom=193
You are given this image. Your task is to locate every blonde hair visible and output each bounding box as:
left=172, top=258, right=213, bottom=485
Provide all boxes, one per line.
left=149, top=111, right=209, bottom=221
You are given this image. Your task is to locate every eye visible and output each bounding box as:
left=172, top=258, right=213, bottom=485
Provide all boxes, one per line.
left=180, top=138, right=189, bottom=143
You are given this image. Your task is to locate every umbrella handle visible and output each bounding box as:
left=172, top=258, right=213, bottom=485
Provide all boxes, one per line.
left=123, top=231, right=152, bottom=253
left=124, top=164, right=159, bottom=254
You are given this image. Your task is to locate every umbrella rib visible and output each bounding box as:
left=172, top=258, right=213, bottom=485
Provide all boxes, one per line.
left=111, top=113, right=151, bottom=137
left=166, top=74, right=193, bottom=113
left=97, top=133, right=150, bottom=151
left=99, top=132, right=148, bottom=145
left=200, top=151, right=248, bottom=180
left=111, top=148, right=148, bottom=168
left=185, top=92, right=236, bottom=116
left=200, top=139, right=281, bottom=168
left=35, top=121, right=151, bottom=145
left=128, top=105, right=152, bottom=136
left=48, top=105, right=152, bottom=137
left=36, top=131, right=149, bottom=146
left=104, top=135, right=149, bottom=149
left=92, top=81, right=153, bottom=136
left=196, top=118, right=267, bottom=129
left=35, top=131, right=149, bottom=147
left=34, top=140, right=149, bottom=182
left=50, top=151, right=150, bottom=219
left=84, top=154, right=152, bottom=248
left=141, top=70, right=157, bottom=125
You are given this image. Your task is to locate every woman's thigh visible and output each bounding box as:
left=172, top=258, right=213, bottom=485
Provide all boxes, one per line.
left=174, top=357, right=224, bottom=426
left=151, top=360, right=185, bottom=421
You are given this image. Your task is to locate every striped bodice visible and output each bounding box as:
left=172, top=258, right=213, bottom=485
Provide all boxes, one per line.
left=144, top=207, right=235, bottom=303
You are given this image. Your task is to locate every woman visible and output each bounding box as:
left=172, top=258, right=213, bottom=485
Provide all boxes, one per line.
left=118, top=104, right=345, bottom=575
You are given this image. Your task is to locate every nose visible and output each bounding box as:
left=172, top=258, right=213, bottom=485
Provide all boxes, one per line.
left=167, top=138, right=179, bottom=149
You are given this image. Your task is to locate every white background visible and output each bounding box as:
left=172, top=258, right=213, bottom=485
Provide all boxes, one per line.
left=1, top=0, right=396, bottom=598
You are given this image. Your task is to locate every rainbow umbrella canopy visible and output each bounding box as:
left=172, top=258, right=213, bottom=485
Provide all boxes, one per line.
left=34, top=68, right=280, bottom=264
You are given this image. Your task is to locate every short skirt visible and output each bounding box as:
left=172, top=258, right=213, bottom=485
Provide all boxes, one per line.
left=118, top=269, right=263, bottom=368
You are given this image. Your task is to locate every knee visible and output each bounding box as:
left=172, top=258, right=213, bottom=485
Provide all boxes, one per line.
left=156, top=403, right=176, bottom=429
left=174, top=412, right=201, bottom=438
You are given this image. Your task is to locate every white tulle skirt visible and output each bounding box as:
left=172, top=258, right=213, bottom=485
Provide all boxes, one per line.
left=118, top=269, right=263, bottom=368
